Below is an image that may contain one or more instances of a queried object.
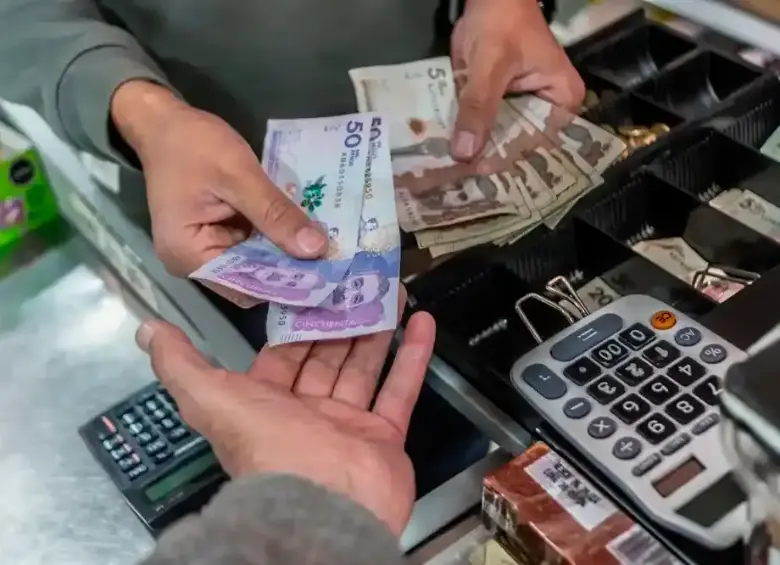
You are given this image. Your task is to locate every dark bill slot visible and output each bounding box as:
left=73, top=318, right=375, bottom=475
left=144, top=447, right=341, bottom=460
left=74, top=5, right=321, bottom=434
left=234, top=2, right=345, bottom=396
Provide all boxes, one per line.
left=715, top=76, right=780, bottom=149
left=650, top=128, right=780, bottom=207
left=496, top=218, right=713, bottom=317
left=407, top=258, right=562, bottom=377
left=638, top=51, right=764, bottom=119
left=578, top=172, right=700, bottom=243
left=581, top=24, right=696, bottom=88
left=582, top=173, right=780, bottom=301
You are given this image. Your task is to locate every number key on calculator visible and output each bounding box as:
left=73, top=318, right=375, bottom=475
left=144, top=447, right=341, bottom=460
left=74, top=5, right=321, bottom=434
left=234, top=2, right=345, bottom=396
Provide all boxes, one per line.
left=509, top=295, right=747, bottom=550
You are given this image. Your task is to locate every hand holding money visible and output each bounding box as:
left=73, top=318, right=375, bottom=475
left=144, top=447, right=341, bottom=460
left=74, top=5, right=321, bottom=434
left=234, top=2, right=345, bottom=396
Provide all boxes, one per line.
left=349, top=57, right=626, bottom=258
left=111, top=80, right=328, bottom=279
left=449, top=0, right=585, bottom=160
left=191, top=113, right=403, bottom=346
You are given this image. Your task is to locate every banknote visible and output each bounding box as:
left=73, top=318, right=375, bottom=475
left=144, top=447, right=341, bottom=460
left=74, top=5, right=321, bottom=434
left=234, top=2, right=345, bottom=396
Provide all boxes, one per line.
left=351, top=58, right=520, bottom=232
left=190, top=113, right=374, bottom=307
left=414, top=172, right=534, bottom=248
left=267, top=116, right=401, bottom=345
left=709, top=187, right=780, bottom=242
left=490, top=101, right=576, bottom=196
left=507, top=96, right=626, bottom=173
left=631, top=236, right=744, bottom=301
left=760, top=126, right=780, bottom=162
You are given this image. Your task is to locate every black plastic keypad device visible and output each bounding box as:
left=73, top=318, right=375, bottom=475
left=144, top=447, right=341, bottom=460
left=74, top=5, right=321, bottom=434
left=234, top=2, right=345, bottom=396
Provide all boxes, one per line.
left=509, top=295, right=746, bottom=550
left=80, top=382, right=227, bottom=534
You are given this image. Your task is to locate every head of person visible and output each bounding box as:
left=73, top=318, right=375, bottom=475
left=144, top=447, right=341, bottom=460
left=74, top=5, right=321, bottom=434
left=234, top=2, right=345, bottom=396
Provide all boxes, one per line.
left=217, top=259, right=327, bottom=302
left=292, top=271, right=392, bottom=332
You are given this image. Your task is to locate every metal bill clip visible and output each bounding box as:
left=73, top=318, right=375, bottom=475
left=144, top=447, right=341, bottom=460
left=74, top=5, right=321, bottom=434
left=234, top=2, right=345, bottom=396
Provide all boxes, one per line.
left=544, top=275, right=590, bottom=319
left=692, top=265, right=760, bottom=290
left=515, top=292, right=576, bottom=345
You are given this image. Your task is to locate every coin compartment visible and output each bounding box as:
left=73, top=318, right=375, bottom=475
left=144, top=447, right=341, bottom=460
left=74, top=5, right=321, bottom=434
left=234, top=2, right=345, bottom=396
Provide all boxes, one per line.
left=578, top=23, right=697, bottom=89
left=578, top=171, right=780, bottom=277
left=637, top=51, right=765, bottom=119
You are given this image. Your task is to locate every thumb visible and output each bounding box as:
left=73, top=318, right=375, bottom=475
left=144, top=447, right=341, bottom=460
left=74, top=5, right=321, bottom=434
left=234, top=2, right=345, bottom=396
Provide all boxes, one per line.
left=226, top=166, right=328, bottom=259
left=451, top=47, right=512, bottom=161
left=136, top=320, right=222, bottom=422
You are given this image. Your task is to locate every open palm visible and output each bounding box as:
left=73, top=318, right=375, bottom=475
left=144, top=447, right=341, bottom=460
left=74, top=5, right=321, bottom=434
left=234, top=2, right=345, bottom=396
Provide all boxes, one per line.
left=138, top=290, right=436, bottom=536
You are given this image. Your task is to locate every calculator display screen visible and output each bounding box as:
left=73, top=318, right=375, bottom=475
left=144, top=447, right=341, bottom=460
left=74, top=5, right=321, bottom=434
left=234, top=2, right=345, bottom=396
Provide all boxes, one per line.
left=144, top=451, right=218, bottom=503
left=652, top=456, right=705, bottom=498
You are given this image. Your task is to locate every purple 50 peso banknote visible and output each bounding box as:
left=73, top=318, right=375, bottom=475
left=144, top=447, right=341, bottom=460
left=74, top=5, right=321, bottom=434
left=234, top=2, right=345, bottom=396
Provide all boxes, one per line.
left=267, top=116, right=401, bottom=345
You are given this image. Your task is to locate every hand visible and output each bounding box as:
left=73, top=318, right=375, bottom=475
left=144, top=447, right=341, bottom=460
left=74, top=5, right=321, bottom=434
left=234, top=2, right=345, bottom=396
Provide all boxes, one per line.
left=111, top=80, right=328, bottom=277
left=450, top=0, right=586, bottom=160
left=135, top=289, right=436, bottom=536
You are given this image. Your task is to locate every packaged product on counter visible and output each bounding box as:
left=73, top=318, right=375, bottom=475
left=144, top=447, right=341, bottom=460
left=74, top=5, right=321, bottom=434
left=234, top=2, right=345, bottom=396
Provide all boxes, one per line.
left=0, top=122, right=58, bottom=252
left=482, top=442, right=683, bottom=565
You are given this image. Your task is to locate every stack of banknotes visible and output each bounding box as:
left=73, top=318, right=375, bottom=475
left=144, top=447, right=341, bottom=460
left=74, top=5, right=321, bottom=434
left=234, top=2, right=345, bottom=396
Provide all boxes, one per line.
left=191, top=114, right=401, bottom=346
left=348, top=57, right=628, bottom=257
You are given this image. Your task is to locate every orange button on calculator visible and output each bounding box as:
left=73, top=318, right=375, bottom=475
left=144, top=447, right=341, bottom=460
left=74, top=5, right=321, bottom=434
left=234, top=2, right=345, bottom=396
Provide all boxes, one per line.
left=650, top=310, right=677, bottom=330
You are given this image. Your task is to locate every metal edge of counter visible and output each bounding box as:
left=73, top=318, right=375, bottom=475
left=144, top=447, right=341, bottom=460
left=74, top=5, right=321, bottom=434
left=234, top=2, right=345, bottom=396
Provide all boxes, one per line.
left=644, top=0, right=780, bottom=58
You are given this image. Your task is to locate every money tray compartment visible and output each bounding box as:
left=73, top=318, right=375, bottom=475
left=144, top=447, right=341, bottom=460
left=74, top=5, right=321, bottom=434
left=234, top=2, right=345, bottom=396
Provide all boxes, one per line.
left=578, top=23, right=697, bottom=89
left=494, top=218, right=714, bottom=318
left=584, top=92, right=683, bottom=133
left=636, top=50, right=765, bottom=119
left=715, top=75, right=780, bottom=149
left=649, top=128, right=780, bottom=207
left=406, top=258, right=554, bottom=378
left=578, top=171, right=780, bottom=278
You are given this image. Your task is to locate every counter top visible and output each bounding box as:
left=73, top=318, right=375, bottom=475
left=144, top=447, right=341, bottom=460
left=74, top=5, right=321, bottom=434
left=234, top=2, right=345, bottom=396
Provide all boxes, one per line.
left=0, top=229, right=156, bottom=564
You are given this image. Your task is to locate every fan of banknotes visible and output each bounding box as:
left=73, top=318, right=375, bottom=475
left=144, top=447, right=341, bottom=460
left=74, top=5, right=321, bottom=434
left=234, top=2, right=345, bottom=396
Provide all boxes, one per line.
left=348, top=57, right=628, bottom=257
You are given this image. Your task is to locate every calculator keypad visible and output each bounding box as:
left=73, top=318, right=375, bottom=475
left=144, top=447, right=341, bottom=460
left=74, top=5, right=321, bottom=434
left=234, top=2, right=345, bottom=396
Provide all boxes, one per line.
left=96, top=384, right=197, bottom=481
left=611, top=394, right=651, bottom=424
left=642, top=340, right=681, bottom=368
left=615, top=358, right=653, bottom=386
left=563, top=358, right=602, bottom=385
left=636, top=414, right=677, bottom=445
left=665, top=394, right=706, bottom=425
left=512, top=301, right=737, bottom=481
left=591, top=340, right=629, bottom=368
left=639, top=376, right=679, bottom=405
left=666, top=358, right=706, bottom=387
left=586, top=375, right=625, bottom=405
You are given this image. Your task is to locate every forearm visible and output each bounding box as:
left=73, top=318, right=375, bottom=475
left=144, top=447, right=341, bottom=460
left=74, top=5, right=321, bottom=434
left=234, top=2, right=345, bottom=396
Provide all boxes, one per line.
left=141, top=474, right=405, bottom=565
left=0, top=0, right=172, bottom=160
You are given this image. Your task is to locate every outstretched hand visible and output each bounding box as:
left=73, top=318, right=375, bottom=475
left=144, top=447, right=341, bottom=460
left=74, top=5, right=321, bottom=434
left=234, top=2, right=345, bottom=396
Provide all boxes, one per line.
left=136, top=287, right=436, bottom=536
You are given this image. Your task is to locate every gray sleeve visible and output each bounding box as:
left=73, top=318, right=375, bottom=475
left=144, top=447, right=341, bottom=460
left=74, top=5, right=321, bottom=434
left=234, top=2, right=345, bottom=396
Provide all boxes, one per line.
left=141, top=474, right=406, bottom=565
left=0, top=0, right=172, bottom=161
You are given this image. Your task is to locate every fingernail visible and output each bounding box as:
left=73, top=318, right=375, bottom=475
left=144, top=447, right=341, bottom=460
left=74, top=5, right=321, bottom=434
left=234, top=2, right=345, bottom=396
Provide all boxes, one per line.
left=136, top=321, right=156, bottom=353
left=296, top=226, right=327, bottom=255
left=453, top=131, right=477, bottom=159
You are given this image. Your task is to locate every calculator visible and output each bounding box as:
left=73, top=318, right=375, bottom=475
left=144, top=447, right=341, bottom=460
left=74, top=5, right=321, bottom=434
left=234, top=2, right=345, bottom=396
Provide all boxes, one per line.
left=79, top=382, right=227, bottom=533
left=510, top=294, right=748, bottom=549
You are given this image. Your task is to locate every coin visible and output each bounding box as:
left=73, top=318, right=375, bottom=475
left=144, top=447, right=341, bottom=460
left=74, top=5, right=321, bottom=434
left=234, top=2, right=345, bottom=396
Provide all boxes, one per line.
left=618, top=125, right=648, bottom=138
left=650, top=123, right=671, bottom=136
left=584, top=90, right=600, bottom=109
